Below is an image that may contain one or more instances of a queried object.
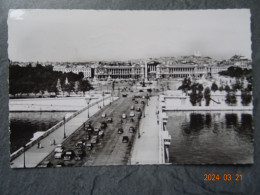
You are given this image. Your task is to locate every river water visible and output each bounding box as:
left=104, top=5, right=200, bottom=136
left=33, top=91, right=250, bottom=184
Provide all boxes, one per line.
left=9, top=112, right=73, bottom=153
left=166, top=111, right=253, bottom=164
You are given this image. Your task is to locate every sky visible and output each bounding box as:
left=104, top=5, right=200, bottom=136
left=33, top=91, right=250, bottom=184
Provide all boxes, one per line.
left=8, top=9, right=252, bottom=62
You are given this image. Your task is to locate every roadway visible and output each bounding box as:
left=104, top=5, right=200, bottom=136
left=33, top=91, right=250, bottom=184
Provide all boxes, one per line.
left=38, top=94, right=148, bottom=167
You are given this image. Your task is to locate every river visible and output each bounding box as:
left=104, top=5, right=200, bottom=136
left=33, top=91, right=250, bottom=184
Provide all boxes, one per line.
left=9, top=112, right=74, bottom=153
left=166, top=111, right=253, bottom=164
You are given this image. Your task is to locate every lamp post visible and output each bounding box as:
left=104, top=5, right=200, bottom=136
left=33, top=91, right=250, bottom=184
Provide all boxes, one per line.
left=23, top=144, right=26, bottom=168
left=88, top=98, right=91, bottom=118
left=102, top=91, right=104, bottom=106
left=63, top=116, right=66, bottom=139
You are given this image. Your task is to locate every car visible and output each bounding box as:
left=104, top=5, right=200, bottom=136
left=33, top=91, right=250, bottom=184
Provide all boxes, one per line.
left=122, top=94, right=128, bottom=97
left=63, top=150, right=75, bottom=161
left=86, top=126, right=93, bottom=133
left=101, top=113, right=106, bottom=118
left=38, top=161, right=53, bottom=168
left=74, top=150, right=85, bottom=161
left=107, top=117, right=113, bottom=123
left=54, top=144, right=64, bottom=153
left=122, top=136, right=129, bottom=143
left=142, top=96, right=145, bottom=99
left=135, top=100, right=138, bottom=104
left=54, top=152, right=63, bottom=159
left=130, top=105, right=134, bottom=110
left=55, top=162, right=65, bottom=168
left=93, top=128, right=100, bottom=135
left=129, top=126, right=135, bottom=133
left=139, top=90, right=144, bottom=92
left=101, top=122, right=107, bottom=129
left=118, top=128, right=124, bottom=134
left=132, top=97, right=135, bottom=101
left=83, top=134, right=91, bottom=141
left=130, top=111, right=135, bottom=117
left=75, top=141, right=85, bottom=149
left=86, top=143, right=93, bottom=150
left=98, top=130, right=104, bottom=138
left=122, top=113, right=127, bottom=119
left=141, top=100, right=145, bottom=104
left=90, top=136, right=99, bottom=144
left=136, top=107, right=141, bottom=112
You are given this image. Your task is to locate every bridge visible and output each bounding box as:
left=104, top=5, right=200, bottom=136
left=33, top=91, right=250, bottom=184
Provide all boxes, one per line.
left=10, top=96, right=115, bottom=168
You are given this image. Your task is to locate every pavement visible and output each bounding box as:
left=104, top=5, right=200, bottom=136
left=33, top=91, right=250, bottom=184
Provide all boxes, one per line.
left=10, top=97, right=115, bottom=168
left=131, top=96, right=159, bottom=165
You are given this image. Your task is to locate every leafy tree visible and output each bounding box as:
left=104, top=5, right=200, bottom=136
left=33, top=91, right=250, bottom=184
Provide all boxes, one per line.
left=241, top=90, right=252, bottom=106
left=189, top=83, right=203, bottom=106
left=79, top=79, right=93, bottom=96
left=225, top=85, right=231, bottom=92
left=178, top=77, right=191, bottom=94
left=225, top=91, right=237, bottom=105
left=211, top=82, right=218, bottom=92
left=204, top=87, right=211, bottom=106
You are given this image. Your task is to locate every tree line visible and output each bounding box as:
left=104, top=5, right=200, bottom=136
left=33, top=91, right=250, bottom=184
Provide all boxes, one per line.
left=9, top=64, right=93, bottom=97
left=178, top=76, right=252, bottom=106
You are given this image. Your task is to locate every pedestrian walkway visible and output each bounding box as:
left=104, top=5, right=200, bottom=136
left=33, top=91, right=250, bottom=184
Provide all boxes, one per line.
left=11, top=98, right=115, bottom=168
left=131, top=96, right=159, bottom=165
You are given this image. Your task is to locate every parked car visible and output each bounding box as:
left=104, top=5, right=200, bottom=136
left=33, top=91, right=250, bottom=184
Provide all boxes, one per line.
left=90, top=136, right=99, bottom=144
left=130, top=105, right=134, bottom=110
left=136, top=107, right=141, bottom=112
left=63, top=150, right=75, bottom=161
left=74, top=149, right=85, bottom=161
left=38, top=161, right=53, bottom=168
left=75, top=141, right=85, bottom=149
left=135, top=100, right=139, bottom=104
left=98, top=130, right=104, bottom=138
left=139, top=90, right=144, bottom=92
left=101, top=113, right=106, bottom=118
left=83, top=134, right=91, bottom=141
left=141, top=100, right=145, bottom=104
left=122, top=136, right=129, bottom=143
left=142, top=96, right=145, bottom=99
left=54, top=144, right=64, bottom=153
left=54, top=152, right=63, bottom=159
left=107, top=117, right=113, bottom=123
left=130, top=111, right=135, bottom=117
left=93, top=128, right=100, bottom=135
left=86, top=143, right=93, bottom=151
left=101, top=121, right=107, bottom=129
left=132, top=97, right=135, bottom=101
left=118, top=128, right=124, bottom=134
left=122, top=113, right=127, bottom=119
left=55, top=162, right=64, bottom=168
left=122, top=93, right=128, bottom=97
left=129, top=126, right=135, bottom=133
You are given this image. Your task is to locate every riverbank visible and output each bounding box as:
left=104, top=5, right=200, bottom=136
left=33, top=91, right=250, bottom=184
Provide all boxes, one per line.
left=9, top=94, right=111, bottom=112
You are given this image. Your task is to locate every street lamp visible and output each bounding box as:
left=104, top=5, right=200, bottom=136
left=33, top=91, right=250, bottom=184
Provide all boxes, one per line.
left=87, top=98, right=91, bottom=118
left=23, top=144, right=26, bottom=168
left=102, top=91, right=104, bottom=106
left=63, top=116, right=66, bottom=139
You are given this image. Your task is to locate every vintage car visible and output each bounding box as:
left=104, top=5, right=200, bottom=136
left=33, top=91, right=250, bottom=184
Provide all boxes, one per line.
left=122, top=136, right=129, bottom=143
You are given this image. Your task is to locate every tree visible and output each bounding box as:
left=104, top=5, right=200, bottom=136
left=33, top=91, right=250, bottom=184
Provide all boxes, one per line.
left=204, top=87, right=211, bottom=106
left=211, top=82, right=218, bottom=92
left=225, top=85, right=231, bottom=92
left=241, top=90, right=252, bottom=106
left=178, top=77, right=191, bottom=94
left=225, top=91, right=237, bottom=105
left=189, top=83, right=203, bottom=106
left=79, top=79, right=93, bottom=96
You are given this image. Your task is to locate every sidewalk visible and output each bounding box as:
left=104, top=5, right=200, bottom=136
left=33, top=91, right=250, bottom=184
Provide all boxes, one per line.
left=11, top=97, right=115, bottom=168
left=131, top=96, right=159, bottom=165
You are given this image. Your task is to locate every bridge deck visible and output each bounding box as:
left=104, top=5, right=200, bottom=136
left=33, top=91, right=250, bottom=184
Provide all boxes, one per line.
left=11, top=98, right=113, bottom=168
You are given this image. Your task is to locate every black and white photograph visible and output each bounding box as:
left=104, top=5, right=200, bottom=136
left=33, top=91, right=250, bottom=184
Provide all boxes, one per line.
left=8, top=9, right=253, bottom=168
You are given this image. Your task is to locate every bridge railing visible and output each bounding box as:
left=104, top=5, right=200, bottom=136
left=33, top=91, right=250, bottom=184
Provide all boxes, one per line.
left=10, top=95, right=113, bottom=161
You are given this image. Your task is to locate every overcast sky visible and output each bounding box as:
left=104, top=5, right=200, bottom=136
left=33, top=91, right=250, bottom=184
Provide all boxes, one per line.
left=8, top=9, right=251, bottom=62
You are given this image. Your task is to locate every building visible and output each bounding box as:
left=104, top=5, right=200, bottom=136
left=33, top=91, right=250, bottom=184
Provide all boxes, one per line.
left=53, top=64, right=94, bottom=78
